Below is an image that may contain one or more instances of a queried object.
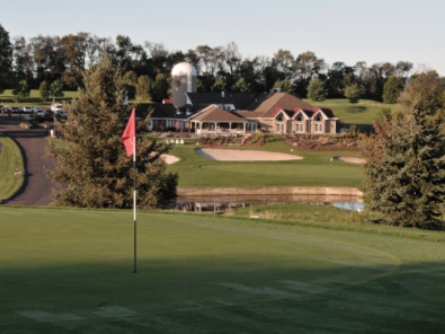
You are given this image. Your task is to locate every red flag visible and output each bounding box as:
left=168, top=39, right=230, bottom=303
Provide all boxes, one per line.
left=122, top=109, right=136, bottom=157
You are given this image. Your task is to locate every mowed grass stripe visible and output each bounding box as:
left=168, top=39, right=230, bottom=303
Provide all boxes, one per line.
left=0, top=136, right=24, bottom=200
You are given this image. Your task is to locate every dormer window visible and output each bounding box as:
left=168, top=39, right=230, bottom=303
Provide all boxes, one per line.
left=276, top=114, right=284, bottom=121
left=314, top=112, right=322, bottom=121
left=295, top=113, right=303, bottom=121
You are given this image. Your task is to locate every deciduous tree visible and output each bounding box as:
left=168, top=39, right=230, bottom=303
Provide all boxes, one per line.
left=383, top=76, right=404, bottom=104
left=12, top=79, right=30, bottom=102
left=307, top=78, right=327, bottom=102
left=0, top=24, right=12, bottom=93
left=39, top=80, right=50, bottom=102
left=50, top=79, right=64, bottom=97
left=344, top=83, right=361, bottom=103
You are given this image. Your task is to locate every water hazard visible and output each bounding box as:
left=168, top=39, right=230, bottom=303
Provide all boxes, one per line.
left=165, top=194, right=364, bottom=212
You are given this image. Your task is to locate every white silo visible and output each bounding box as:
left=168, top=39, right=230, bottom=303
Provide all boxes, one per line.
left=171, top=62, right=197, bottom=108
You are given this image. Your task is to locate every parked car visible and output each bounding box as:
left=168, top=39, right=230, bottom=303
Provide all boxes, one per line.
left=56, top=110, right=67, bottom=118
left=10, top=107, right=19, bottom=113
left=51, top=103, right=64, bottom=113
left=0, top=105, right=10, bottom=113
left=32, top=107, right=43, bottom=114
left=20, top=106, right=33, bottom=113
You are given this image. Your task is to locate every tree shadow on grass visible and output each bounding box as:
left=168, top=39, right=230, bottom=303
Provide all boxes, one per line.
left=1, top=258, right=445, bottom=333
left=345, top=106, right=367, bottom=114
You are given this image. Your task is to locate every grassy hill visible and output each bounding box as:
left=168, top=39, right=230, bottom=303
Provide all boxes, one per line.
left=1, top=205, right=444, bottom=333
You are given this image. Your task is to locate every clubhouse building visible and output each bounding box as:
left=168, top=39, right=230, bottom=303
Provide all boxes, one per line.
left=137, top=62, right=338, bottom=136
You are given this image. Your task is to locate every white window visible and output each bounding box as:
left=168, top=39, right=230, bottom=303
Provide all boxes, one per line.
left=315, top=123, right=323, bottom=133
left=276, top=123, right=284, bottom=133
left=295, top=123, right=304, bottom=133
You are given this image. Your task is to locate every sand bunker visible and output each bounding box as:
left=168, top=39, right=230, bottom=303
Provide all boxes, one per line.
left=196, top=148, right=303, bottom=161
left=162, top=154, right=180, bottom=165
left=336, top=157, right=366, bottom=164
left=149, top=153, right=180, bottom=165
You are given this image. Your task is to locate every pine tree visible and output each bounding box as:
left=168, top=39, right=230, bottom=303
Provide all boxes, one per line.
left=363, top=76, right=445, bottom=229
left=47, top=55, right=177, bottom=209
left=307, top=78, right=327, bottom=102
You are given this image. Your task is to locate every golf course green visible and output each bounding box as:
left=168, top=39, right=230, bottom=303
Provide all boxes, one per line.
left=1, top=206, right=444, bottom=333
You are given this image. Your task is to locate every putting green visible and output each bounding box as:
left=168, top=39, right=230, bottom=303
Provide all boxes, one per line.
left=0, top=207, right=401, bottom=333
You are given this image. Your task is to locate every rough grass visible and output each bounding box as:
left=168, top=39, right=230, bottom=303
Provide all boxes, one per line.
left=166, top=135, right=364, bottom=188
left=0, top=135, right=24, bottom=200
left=1, top=206, right=445, bottom=333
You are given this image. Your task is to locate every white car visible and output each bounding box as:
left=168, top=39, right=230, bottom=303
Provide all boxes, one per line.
left=51, top=103, right=64, bottom=113
left=20, top=106, right=33, bottom=113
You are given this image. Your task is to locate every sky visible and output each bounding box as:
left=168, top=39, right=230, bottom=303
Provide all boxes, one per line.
left=2, top=0, right=445, bottom=75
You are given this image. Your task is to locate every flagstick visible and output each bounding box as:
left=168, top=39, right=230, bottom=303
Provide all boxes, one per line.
left=133, top=131, right=137, bottom=273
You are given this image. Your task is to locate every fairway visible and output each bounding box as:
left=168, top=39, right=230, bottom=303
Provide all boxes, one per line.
left=1, top=207, right=445, bottom=333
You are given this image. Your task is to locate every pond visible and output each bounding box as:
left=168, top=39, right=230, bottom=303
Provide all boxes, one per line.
left=165, top=194, right=364, bottom=212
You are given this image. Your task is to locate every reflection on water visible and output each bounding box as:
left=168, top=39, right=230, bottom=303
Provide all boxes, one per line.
left=165, top=194, right=364, bottom=212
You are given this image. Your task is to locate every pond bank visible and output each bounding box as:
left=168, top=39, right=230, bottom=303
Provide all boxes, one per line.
left=177, top=186, right=363, bottom=197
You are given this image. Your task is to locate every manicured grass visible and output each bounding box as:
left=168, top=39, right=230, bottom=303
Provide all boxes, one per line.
left=1, top=206, right=445, bottom=333
left=0, top=89, right=79, bottom=106
left=0, top=135, right=24, bottom=200
left=166, top=135, right=364, bottom=188
left=304, top=98, right=396, bottom=133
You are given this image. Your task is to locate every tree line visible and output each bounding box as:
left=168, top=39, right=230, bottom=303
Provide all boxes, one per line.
left=0, top=24, right=437, bottom=103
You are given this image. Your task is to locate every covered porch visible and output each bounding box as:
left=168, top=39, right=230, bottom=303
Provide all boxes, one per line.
left=192, top=121, right=247, bottom=137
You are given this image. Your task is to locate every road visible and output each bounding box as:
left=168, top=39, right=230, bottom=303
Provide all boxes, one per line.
left=0, top=114, right=58, bottom=205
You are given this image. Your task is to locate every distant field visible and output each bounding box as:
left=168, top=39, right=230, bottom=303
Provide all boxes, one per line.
left=304, top=98, right=396, bottom=133
left=166, top=135, right=364, bottom=188
left=1, top=206, right=445, bottom=333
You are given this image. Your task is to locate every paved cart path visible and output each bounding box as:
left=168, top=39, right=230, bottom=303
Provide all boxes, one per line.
left=0, top=114, right=58, bottom=205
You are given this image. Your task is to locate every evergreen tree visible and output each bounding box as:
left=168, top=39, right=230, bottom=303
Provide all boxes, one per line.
left=39, top=81, right=50, bottom=102
left=344, top=83, right=361, bottom=103
left=363, top=76, right=445, bottom=229
left=307, top=78, right=327, bottom=102
left=47, top=55, right=178, bottom=209
left=383, top=76, right=404, bottom=104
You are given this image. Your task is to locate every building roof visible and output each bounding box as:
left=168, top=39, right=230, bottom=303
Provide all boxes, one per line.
left=187, top=92, right=262, bottom=110
left=245, top=92, right=316, bottom=117
left=190, top=105, right=248, bottom=123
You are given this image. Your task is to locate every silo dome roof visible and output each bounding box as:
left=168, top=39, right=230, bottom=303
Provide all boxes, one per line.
left=171, top=62, right=197, bottom=76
